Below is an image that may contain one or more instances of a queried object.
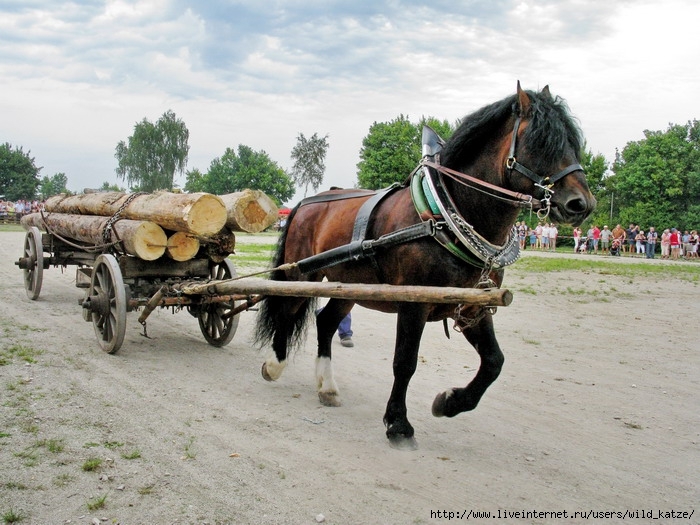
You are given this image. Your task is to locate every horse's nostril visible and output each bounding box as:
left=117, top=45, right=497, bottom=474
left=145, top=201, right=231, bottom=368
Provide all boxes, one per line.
left=566, top=198, right=587, bottom=214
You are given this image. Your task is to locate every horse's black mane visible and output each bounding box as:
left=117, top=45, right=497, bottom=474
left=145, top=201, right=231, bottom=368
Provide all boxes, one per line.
left=441, top=88, right=583, bottom=174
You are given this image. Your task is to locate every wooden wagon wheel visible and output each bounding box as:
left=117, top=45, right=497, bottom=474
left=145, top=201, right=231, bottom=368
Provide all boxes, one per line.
left=197, top=258, right=241, bottom=347
left=85, top=254, right=127, bottom=354
left=22, top=227, right=44, bottom=300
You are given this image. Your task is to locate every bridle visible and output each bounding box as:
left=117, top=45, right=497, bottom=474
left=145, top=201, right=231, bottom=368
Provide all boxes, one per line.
left=505, top=116, right=584, bottom=217
left=422, top=114, right=585, bottom=220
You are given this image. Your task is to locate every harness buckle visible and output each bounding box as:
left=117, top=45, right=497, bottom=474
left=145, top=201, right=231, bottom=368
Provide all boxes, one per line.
left=506, top=156, right=516, bottom=170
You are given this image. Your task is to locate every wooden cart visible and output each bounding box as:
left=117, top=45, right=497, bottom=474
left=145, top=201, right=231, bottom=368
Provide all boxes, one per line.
left=16, top=226, right=512, bottom=354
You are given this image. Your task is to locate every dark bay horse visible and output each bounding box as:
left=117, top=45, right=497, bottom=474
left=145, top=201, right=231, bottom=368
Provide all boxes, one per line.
left=254, top=83, right=596, bottom=447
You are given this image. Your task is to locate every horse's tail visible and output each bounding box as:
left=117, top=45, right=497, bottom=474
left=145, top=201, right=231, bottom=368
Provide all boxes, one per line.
left=253, top=204, right=315, bottom=354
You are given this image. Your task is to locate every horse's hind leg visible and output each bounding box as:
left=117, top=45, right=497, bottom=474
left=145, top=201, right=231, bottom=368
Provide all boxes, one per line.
left=261, top=297, right=308, bottom=382
left=431, top=313, right=504, bottom=417
left=315, top=299, right=353, bottom=407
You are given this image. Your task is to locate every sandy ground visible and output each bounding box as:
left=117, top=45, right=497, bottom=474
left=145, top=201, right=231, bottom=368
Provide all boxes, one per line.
left=0, top=230, right=698, bottom=524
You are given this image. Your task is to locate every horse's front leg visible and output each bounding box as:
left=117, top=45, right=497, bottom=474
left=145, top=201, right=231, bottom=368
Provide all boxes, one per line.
left=432, top=312, right=504, bottom=417
left=383, top=303, right=429, bottom=448
left=315, top=299, right=353, bottom=407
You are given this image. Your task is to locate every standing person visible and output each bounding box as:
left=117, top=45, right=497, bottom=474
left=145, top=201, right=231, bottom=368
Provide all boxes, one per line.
left=573, top=227, right=582, bottom=253
left=635, top=230, right=646, bottom=255
left=612, top=224, right=626, bottom=248
left=520, top=221, right=529, bottom=249
left=535, top=222, right=543, bottom=250
left=660, top=228, right=671, bottom=259
left=682, top=230, right=691, bottom=259
left=315, top=308, right=355, bottom=347
left=529, top=227, right=537, bottom=249
left=541, top=223, right=550, bottom=251
left=337, top=313, right=354, bottom=347
left=669, top=228, right=681, bottom=260
left=600, top=225, right=612, bottom=255
left=548, top=223, right=558, bottom=251
left=592, top=225, right=601, bottom=254
left=625, top=224, right=637, bottom=255
left=690, top=230, right=699, bottom=258
left=645, top=227, right=658, bottom=259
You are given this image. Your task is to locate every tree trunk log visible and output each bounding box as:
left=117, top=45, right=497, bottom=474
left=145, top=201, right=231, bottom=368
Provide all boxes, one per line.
left=21, top=212, right=167, bottom=261
left=44, top=191, right=227, bottom=236
left=166, top=231, right=200, bottom=262
left=219, top=190, right=278, bottom=233
left=177, top=277, right=513, bottom=306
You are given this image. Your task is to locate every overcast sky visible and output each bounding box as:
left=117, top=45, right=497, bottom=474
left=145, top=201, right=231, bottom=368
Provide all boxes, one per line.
left=2, top=0, right=698, bottom=203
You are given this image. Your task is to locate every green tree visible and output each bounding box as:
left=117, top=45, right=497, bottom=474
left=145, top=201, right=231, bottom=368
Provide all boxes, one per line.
left=290, top=132, right=329, bottom=197
left=115, top=109, right=189, bottom=192
left=0, top=143, right=41, bottom=200
left=189, top=145, right=294, bottom=205
left=183, top=168, right=206, bottom=193
left=99, top=181, right=125, bottom=192
left=607, top=121, right=700, bottom=229
left=356, top=115, right=455, bottom=189
left=38, top=172, right=69, bottom=199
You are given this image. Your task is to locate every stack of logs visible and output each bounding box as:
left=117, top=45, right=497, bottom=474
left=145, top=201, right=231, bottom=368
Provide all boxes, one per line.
left=21, top=189, right=279, bottom=263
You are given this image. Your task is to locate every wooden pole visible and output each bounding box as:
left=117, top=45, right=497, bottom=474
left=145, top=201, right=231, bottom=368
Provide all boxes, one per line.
left=177, top=277, right=512, bottom=306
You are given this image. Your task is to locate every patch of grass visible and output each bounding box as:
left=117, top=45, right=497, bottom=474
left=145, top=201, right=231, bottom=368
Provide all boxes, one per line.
left=14, top=447, right=39, bottom=467
left=53, top=473, right=75, bottom=487
left=2, top=508, right=27, bottom=524
left=81, top=457, right=103, bottom=472
left=83, top=442, right=100, bottom=448
left=0, top=344, right=43, bottom=366
left=182, top=436, right=196, bottom=460
left=121, top=449, right=141, bottom=460
left=0, top=432, right=11, bottom=439
left=138, top=484, right=155, bottom=495
left=86, top=493, right=107, bottom=511
left=4, top=481, right=28, bottom=490
left=103, top=441, right=123, bottom=450
left=512, top=255, right=700, bottom=281
left=36, top=438, right=65, bottom=453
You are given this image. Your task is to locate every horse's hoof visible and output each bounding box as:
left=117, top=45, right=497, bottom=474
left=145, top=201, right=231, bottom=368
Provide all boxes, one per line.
left=261, top=362, right=274, bottom=382
left=387, top=433, right=418, bottom=450
left=432, top=391, right=447, bottom=417
left=318, top=391, right=342, bottom=407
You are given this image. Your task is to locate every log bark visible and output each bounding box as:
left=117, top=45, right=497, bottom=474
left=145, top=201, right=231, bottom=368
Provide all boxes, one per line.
left=44, top=191, right=227, bottom=236
left=177, top=277, right=513, bottom=306
left=21, top=212, right=167, bottom=261
left=166, top=231, right=200, bottom=262
left=219, top=190, right=278, bottom=233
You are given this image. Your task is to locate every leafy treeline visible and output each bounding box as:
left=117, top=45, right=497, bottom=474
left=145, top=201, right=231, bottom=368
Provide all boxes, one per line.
left=3, top=111, right=699, bottom=233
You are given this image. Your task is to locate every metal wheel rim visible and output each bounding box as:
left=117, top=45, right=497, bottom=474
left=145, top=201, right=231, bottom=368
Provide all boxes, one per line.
left=23, top=227, right=44, bottom=300
left=89, top=254, right=127, bottom=354
left=198, top=258, right=240, bottom=347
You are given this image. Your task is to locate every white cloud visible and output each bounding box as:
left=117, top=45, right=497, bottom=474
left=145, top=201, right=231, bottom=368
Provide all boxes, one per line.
left=0, top=0, right=698, bottom=200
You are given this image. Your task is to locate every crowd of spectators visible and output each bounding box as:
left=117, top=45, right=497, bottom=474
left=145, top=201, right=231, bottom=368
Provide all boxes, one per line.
left=515, top=221, right=698, bottom=260
left=0, top=199, right=44, bottom=222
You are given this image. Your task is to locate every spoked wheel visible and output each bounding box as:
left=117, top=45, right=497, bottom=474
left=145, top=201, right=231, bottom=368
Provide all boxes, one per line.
left=197, top=258, right=241, bottom=347
left=85, top=254, right=127, bottom=354
left=22, top=227, right=44, bottom=300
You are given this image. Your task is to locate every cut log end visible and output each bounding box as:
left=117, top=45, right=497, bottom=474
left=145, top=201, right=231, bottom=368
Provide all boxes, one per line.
left=166, top=231, right=201, bottom=261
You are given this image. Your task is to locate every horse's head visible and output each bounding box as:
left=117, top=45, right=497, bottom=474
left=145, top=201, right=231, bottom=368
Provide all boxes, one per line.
left=504, top=82, right=596, bottom=226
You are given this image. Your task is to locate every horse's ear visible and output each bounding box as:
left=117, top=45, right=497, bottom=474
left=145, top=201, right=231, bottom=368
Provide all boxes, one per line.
left=541, top=85, right=551, bottom=98
left=516, top=80, right=531, bottom=117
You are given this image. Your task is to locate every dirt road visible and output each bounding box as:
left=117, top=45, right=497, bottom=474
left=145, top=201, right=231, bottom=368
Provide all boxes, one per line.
left=1, top=231, right=697, bottom=524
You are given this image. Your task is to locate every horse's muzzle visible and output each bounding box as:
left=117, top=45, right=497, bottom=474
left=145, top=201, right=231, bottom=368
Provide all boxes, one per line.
left=550, top=193, right=596, bottom=226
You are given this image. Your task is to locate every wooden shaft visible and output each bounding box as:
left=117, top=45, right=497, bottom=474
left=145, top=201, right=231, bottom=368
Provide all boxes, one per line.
left=176, top=277, right=512, bottom=306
